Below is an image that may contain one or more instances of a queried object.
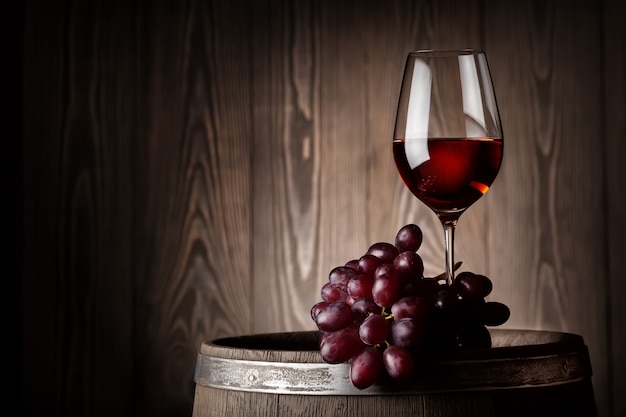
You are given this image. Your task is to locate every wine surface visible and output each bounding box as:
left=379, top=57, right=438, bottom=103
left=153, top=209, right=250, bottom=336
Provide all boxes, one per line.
left=393, top=138, right=503, bottom=218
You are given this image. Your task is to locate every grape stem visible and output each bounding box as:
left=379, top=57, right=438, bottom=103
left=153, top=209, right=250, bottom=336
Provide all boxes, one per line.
left=433, top=261, right=463, bottom=281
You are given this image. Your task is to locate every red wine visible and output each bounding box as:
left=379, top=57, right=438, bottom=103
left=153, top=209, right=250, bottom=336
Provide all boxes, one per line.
left=393, top=138, right=502, bottom=218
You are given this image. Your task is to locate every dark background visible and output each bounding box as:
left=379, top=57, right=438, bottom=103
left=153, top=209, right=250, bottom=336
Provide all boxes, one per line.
left=14, top=0, right=625, bottom=416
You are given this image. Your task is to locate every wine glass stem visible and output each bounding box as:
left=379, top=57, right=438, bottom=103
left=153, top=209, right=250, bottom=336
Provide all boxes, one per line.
left=442, top=220, right=457, bottom=286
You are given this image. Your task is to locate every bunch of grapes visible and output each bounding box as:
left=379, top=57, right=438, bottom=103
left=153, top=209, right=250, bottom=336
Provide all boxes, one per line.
left=310, top=224, right=510, bottom=389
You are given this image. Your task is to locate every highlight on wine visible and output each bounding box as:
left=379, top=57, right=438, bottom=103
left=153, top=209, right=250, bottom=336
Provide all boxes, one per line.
left=310, top=224, right=510, bottom=390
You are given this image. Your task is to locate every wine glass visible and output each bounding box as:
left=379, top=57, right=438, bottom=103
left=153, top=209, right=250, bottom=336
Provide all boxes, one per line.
left=393, top=49, right=503, bottom=286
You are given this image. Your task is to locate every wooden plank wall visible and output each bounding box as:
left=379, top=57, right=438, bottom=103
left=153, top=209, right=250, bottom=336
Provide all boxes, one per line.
left=19, top=0, right=625, bottom=416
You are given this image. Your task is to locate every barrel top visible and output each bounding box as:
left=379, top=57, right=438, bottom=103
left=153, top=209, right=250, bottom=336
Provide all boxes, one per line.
left=202, top=329, right=584, bottom=359
left=194, top=329, right=592, bottom=396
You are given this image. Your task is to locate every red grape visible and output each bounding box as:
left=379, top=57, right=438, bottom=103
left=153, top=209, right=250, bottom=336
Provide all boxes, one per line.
left=482, top=301, right=510, bottom=326
left=347, top=274, right=375, bottom=300
left=351, top=298, right=380, bottom=321
left=345, top=259, right=360, bottom=270
left=393, top=251, right=424, bottom=282
left=455, top=271, right=493, bottom=299
left=457, top=323, right=492, bottom=348
left=390, top=318, right=424, bottom=348
left=329, top=266, right=359, bottom=287
left=394, top=224, right=423, bottom=252
left=400, top=276, right=421, bottom=297
left=315, top=301, right=353, bottom=332
left=416, top=278, right=441, bottom=298
left=372, top=268, right=401, bottom=308
left=320, top=327, right=363, bottom=364
left=456, top=297, right=486, bottom=325
left=359, top=314, right=390, bottom=346
left=321, top=282, right=348, bottom=302
left=391, top=296, right=430, bottom=321
left=358, top=254, right=383, bottom=276
left=310, top=301, right=329, bottom=321
left=383, top=345, right=415, bottom=382
left=350, top=347, right=384, bottom=390
left=373, top=263, right=395, bottom=279
left=434, top=289, right=458, bottom=315
left=366, top=242, right=399, bottom=264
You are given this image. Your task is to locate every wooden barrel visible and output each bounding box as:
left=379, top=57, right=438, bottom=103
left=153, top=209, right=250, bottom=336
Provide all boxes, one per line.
left=192, top=329, right=596, bottom=417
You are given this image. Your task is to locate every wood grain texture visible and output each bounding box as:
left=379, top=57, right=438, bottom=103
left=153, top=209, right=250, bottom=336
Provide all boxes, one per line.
left=19, top=0, right=625, bottom=416
left=484, top=1, right=609, bottom=415
left=250, top=0, right=486, bottom=334
left=251, top=0, right=324, bottom=332
left=192, top=389, right=279, bottom=417
left=132, top=0, right=253, bottom=415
